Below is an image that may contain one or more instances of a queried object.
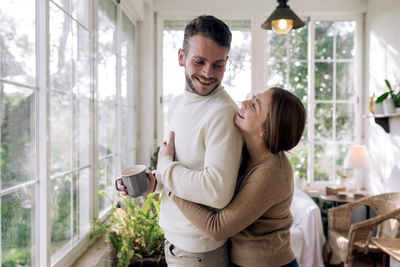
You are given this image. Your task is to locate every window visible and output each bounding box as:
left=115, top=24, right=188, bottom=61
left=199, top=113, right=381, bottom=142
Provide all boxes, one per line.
left=266, top=18, right=360, bottom=185
left=0, top=0, right=139, bottom=265
left=161, top=19, right=252, bottom=139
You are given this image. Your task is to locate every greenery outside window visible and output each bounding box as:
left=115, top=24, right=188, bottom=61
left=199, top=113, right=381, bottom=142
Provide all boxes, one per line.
left=267, top=18, right=359, bottom=185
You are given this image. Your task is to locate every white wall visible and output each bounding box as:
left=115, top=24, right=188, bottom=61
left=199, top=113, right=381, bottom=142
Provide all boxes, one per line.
left=364, top=0, right=400, bottom=194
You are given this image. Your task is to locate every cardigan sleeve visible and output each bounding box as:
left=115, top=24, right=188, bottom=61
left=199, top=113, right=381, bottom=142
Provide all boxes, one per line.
left=171, top=165, right=288, bottom=240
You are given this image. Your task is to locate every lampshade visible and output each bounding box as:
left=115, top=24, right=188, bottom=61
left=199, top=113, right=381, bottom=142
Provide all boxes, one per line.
left=343, top=145, right=369, bottom=169
left=261, top=0, right=305, bottom=35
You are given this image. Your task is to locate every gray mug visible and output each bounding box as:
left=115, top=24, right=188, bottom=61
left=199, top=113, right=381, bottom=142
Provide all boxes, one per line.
left=115, top=165, right=149, bottom=197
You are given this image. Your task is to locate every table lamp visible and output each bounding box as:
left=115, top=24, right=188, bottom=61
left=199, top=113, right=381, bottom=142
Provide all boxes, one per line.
left=343, top=145, right=369, bottom=192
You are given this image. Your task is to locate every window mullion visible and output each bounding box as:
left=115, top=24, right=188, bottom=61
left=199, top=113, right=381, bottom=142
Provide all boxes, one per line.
left=332, top=33, right=337, bottom=182
left=37, top=0, right=51, bottom=266
left=308, top=18, right=315, bottom=184
left=116, top=4, right=122, bottom=173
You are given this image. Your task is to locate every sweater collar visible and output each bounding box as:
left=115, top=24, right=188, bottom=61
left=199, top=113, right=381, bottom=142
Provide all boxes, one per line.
left=184, top=84, right=224, bottom=103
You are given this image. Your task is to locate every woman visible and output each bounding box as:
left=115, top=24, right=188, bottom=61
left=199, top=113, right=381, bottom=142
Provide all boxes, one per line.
left=158, top=87, right=306, bottom=267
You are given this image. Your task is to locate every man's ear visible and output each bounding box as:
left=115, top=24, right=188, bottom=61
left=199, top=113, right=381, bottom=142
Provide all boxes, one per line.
left=178, top=48, right=185, bottom=67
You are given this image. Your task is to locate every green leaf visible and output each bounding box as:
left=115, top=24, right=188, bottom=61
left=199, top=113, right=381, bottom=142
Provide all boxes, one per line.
left=375, top=92, right=389, bottom=103
left=385, top=79, right=392, bottom=91
left=109, top=234, right=120, bottom=251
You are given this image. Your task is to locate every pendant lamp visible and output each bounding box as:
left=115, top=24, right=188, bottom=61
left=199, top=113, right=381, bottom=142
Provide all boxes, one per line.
left=261, top=0, right=305, bottom=35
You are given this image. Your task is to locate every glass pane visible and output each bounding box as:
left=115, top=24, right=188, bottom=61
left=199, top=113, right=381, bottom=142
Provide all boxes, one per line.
left=0, top=0, right=36, bottom=85
left=315, top=21, right=334, bottom=60
left=336, top=62, right=354, bottom=100
left=300, top=103, right=308, bottom=142
left=1, top=186, right=36, bottom=267
left=223, top=30, right=252, bottom=105
left=98, top=157, right=116, bottom=215
left=98, top=0, right=117, bottom=102
left=267, top=61, right=287, bottom=89
left=121, top=150, right=135, bottom=170
left=288, top=62, right=308, bottom=102
left=74, top=168, right=90, bottom=241
left=52, top=0, right=90, bottom=29
left=314, top=143, right=334, bottom=181
left=315, top=62, right=333, bottom=100
left=288, top=142, right=308, bottom=180
left=121, top=59, right=135, bottom=106
left=288, top=24, right=308, bottom=60
left=51, top=174, right=72, bottom=257
left=336, top=144, right=353, bottom=181
left=336, top=103, right=355, bottom=142
left=78, top=96, right=90, bottom=167
left=122, top=106, right=136, bottom=152
left=315, top=103, right=333, bottom=141
left=121, top=12, right=135, bottom=64
left=336, top=21, right=356, bottom=59
left=1, top=84, right=36, bottom=189
left=50, top=3, right=73, bottom=92
left=51, top=91, right=72, bottom=175
left=98, top=102, right=116, bottom=157
left=76, top=24, right=91, bottom=98
left=267, top=32, right=286, bottom=60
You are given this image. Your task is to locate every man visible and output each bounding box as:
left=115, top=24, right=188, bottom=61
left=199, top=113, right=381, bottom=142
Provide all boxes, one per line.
left=123, top=15, right=242, bottom=266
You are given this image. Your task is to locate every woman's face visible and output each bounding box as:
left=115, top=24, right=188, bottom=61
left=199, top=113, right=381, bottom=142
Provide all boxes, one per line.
left=234, top=89, right=273, bottom=136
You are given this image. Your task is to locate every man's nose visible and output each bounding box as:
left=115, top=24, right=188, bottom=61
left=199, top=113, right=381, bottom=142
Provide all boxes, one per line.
left=201, top=64, right=213, bottom=77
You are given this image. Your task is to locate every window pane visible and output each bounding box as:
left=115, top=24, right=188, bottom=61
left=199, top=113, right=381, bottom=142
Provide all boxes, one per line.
left=74, top=168, right=90, bottom=241
left=223, top=29, right=252, bottom=105
left=78, top=97, right=90, bottom=167
left=336, top=21, right=356, bottom=59
left=314, top=143, right=334, bottom=181
left=315, top=62, right=333, bottom=100
left=76, top=25, right=91, bottom=98
left=288, top=142, right=308, bottom=180
left=51, top=174, right=72, bottom=257
left=288, top=25, right=308, bottom=60
left=315, top=21, right=334, bottom=60
left=0, top=0, right=36, bottom=85
left=336, top=103, right=355, bottom=142
left=51, top=0, right=90, bottom=29
left=1, top=186, right=36, bottom=267
left=1, top=84, right=36, bottom=189
left=121, top=13, right=135, bottom=64
left=98, top=102, right=116, bottom=157
left=267, top=62, right=287, bottom=89
left=122, top=106, right=135, bottom=152
left=336, top=62, right=354, bottom=100
left=267, top=33, right=286, bottom=60
left=98, top=157, right=116, bottom=215
left=98, top=0, right=117, bottom=102
left=336, top=144, right=353, bottom=181
left=315, top=103, right=332, bottom=141
left=121, top=150, right=135, bottom=170
left=51, top=91, right=72, bottom=175
left=50, top=3, right=73, bottom=92
left=288, top=62, right=308, bottom=102
left=121, top=59, right=135, bottom=106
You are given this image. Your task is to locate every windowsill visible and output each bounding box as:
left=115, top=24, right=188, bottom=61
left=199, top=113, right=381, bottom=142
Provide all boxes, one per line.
left=71, top=235, right=108, bottom=267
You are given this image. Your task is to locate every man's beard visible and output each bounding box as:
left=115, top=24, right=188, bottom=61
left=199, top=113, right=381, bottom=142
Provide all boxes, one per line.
left=185, top=73, right=220, bottom=96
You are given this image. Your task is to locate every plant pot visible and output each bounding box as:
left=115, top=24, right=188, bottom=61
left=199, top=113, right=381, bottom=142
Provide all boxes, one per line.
left=383, top=97, right=396, bottom=114
left=374, top=102, right=384, bottom=114
left=129, top=257, right=167, bottom=267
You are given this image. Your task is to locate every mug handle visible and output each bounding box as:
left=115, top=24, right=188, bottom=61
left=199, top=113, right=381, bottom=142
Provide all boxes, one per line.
left=115, top=177, right=124, bottom=192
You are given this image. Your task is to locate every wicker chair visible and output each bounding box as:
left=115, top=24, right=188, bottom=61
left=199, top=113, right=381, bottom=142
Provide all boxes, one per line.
left=327, top=192, right=400, bottom=267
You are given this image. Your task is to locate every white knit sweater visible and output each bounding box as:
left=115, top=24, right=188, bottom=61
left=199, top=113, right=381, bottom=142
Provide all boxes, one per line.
left=156, top=85, right=243, bottom=253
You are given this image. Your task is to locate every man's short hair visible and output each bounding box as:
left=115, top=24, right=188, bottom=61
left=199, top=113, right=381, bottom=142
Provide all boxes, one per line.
left=182, top=15, right=232, bottom=54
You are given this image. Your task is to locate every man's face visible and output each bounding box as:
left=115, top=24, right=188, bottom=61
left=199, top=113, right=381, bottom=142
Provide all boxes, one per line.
left=178, top=35, right=229, bottom=96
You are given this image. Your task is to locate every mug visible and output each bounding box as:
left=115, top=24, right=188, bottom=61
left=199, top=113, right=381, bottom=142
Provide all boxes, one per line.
left=115, top=165, right=149, bottom=197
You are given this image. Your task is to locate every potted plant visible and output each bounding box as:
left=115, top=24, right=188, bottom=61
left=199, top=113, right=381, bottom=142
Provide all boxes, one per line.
left=374, top=79, right=396, bottom=114
left=91, top=192, right=166, bottom=267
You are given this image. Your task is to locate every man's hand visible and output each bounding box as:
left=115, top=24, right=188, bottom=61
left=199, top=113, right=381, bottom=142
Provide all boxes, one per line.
left=158, top=131, right=175, bottom=161
left=118, top=171, right=157, bottom=197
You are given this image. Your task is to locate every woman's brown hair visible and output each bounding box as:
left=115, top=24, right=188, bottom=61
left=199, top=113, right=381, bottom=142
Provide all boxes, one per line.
left=263, top=87, right=306, bottom=154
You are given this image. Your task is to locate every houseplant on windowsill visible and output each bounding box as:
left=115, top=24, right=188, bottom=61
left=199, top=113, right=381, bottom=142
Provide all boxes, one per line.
left=374, top=79, right=397, bottom=114
left=91, top=192, right=166, bottom=267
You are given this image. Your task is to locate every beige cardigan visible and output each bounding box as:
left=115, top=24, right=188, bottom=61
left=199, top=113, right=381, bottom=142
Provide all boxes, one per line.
left=172, top=152, right=295, bottom=267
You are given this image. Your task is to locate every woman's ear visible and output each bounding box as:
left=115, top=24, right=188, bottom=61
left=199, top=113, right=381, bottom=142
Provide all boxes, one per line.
left=178, top=48, right=185, bottom=67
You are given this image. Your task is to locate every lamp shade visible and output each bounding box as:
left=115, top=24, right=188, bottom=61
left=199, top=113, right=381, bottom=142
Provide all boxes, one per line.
left=261, top=0, right=305, bottom=34
left=343, top=145, right=369, bottom=169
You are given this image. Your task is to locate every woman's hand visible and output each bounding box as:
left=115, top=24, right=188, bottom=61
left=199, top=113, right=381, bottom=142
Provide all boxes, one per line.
left=118, top=171, right=157, bottom=197
left=158, top=131, right=175, bottom=161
